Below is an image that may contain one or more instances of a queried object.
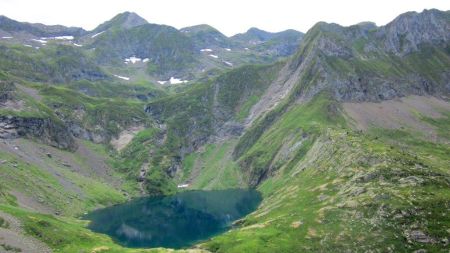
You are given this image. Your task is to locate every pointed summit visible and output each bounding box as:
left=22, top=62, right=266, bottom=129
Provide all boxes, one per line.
left=92, top=11, right=148, bottom=32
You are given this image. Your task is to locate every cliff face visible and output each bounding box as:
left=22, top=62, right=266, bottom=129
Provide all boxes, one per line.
left=0, top=116, right=77, bottom=150
left=0, top=81, right=77, bottom=150
left=379, top=9, right=450, bottom=55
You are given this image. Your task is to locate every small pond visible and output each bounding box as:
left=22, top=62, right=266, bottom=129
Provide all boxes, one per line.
left=84, top=189, right=262, bottom=249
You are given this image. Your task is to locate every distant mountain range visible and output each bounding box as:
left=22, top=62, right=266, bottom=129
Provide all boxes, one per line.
left=0, top=12, right=304, bottom=81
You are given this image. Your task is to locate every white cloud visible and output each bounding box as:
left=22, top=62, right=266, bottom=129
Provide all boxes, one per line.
left=0, top=0, right=448, bottom=36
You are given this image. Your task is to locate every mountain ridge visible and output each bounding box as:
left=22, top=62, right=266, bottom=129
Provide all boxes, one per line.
left=0, top=12, right=305, bottom=80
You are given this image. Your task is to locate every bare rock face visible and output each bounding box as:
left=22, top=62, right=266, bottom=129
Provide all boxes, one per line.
left=0, top=116, right=77, bottom=151
left=405, top=230, right=435, bottom=244
left=68, top=123, right=106, bottom=144
left=379, top=9, right=450, bottom=55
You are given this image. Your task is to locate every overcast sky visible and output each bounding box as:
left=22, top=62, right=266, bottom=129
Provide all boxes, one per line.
left=0, top=0, right=448, bottom=36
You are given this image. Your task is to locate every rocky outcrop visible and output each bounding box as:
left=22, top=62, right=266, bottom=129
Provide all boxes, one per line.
left=378, top=9, right=450, bottom=55
left=68, top=123, right=106, bottom=144
left=0, top=116, right=77, bottom=150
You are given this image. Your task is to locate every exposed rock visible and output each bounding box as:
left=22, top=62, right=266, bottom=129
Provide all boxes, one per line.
left=110, top=125, right=144, bottom=151
left=399, top=176, right=425, bottom=186
left=0, top=116, right=77, bottom=150
left=68, top=123, right=106, bottom=143
left=290, top=220, right=303, bottom=228
left=214, top=121, right=244, bottom=139
left=379, top=9, right=450, bottom=55
left=406, top=230, right=435, bottom=244
left=348, top=187, right=366, bottom=196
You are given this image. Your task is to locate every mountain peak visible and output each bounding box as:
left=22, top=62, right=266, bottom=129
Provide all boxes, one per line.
left=93, top=11, right=147, bottom=32
left=246, top=27, right=273, bottom=39
left=181, top=24, right=220, bottom=33
left=231, top=27, right=274, bottom=43
left=116, top=12, right=148, bottom=28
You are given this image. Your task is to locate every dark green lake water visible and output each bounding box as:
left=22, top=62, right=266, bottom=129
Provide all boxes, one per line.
left=84, top=189, right=262, bottom=249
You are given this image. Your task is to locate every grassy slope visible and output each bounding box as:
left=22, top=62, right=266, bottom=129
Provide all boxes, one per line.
left=180, top=140, right=244, bottom=190
left=0, top=139, right=126, bottom=216
left=0, top=43, right=105, bottom=83
left=201, top=95, right=450, bottom=252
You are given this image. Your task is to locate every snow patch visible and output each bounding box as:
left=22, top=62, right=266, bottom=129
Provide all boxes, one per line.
left=225, top=48, right=231, bottom=51
left=40, top=36, right=74, bottom=41
left=2, top=36, right=13, bottom=39
left=200, top=48, right=213, bottom=52
left=49, top=36, right=73, bottom=40
left=124, top=56, right=142, bottom=64
left=223, top=61, right=233, bottom=66
left=169, top=77, right=188, bottom=84
left=143, top=58, right=149, bottom=63
left=23, top=44, right=33, bottom=48
left=91, top=31, right=105, bottom=38
left=32, top=39, right=47, bottom=44
left=114, top=74, right=130, bottom=81
left=244, top=47, right=249, bottom=50
left=209, top=54, right=219, bottom=59
left=177, top=184, right=189, bottom=188
left=73, top=43, right=82, bottom=47
left=158, top=77, right=189, bottom=85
